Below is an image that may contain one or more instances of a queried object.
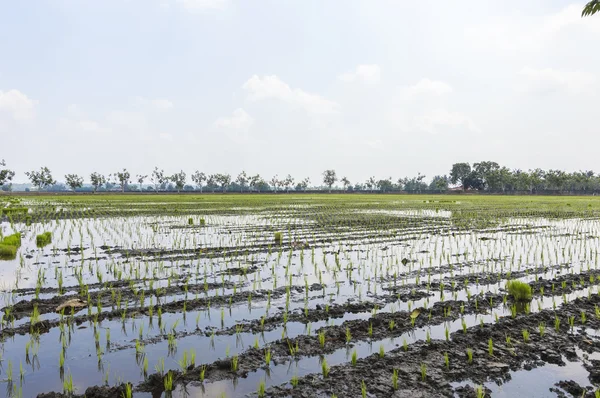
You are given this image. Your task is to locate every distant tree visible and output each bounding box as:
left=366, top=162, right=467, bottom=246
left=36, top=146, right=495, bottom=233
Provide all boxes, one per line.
left=214, top=173, right=231, bottom=192
left=249, top=174, right=261, bottom=192
left=115, top=169, right=131, bottom=192
left=191, top=171, right=207, bottom=192
left=206, top=174, right=217, bottom=193
left=136, top=174, right=148, bottom=192
left=65, top=174, right=84, bottom=191
left=341, top=177, right=351, bottom=191
left=583, top=0, right=600, bottom=16
left=270, top=175, right=279, bottom=192
left=26, top=167, right=56, bottom=191
left=256, top=178, right=270, bottom=192
left=236, top=171, right=249, bottom=192
left=90, top=173, right=106, bottom=193
left=450, top=163, right=472, bottom=191
left=151, top=167, right=167, bottom=192
left=322, top=170, right=337, bottom=192
left=403, top=173, right=427, bottom=192
left=169, top=170, right=187, bottom=193
left=283, top=174, right=294, bottom=193
left=295, top=177, right=310, bottom=192
left=430, top=175, right=449, bottom=192
left=0, top=159, right=15, bottom=187
left=377, top=177, right=393, bottom=193
left=365, top=176, right=376, bottom=192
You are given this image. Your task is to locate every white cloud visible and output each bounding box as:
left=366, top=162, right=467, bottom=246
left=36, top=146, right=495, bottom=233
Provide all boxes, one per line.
left=134, top=96, right=174, bottom=110
left=78, top=120, right=111, bottom=133
left=243, top=75, right=340, bottom=114
left=338, top=64, right=381, bottom=84
left=176, top=0, right=227, bottom=10
left=518, top=67, right=597, bottom=95
left=398, top=78, right=452, bottom=100
left=413, top=109, right=480, bottom=134
left=214, top=108, right=254, bottom=131
left=366, top=139, right=384, bottom=150
left=465, top=4, right=600, bottom=53
left=107, top=111, right=148, bottom=131
left=0, top=89, right=37, bottom=121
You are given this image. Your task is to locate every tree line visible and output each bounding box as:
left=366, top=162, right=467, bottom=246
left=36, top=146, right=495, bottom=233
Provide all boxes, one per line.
left=1, top=159, right=600, bottom=194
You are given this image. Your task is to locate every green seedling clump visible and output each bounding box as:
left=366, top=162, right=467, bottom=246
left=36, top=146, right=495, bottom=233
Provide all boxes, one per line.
left=2, top=233, right=22, bottom=247
left=0, top=244, right=17, bottom=260
left=274, top=232, right=283, bottom=243
left=506, top=280, right=532, bottom=302
left=0, top=233, right=21, bottom=260
left=36, top=232, right=52, bottom=248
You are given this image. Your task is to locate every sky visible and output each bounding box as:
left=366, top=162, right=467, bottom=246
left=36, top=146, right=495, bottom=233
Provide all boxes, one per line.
left=1, top=0, right=599, bottom=186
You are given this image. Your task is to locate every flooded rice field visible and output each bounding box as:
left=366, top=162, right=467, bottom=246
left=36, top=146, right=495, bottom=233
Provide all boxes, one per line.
left=1, top=194, right=600, bottom=397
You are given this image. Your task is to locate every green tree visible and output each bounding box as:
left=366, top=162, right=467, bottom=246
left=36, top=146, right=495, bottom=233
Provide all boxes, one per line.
left=65, top=174, right=84, bottom=192
left=583, top=1, right=600, bottom=16
left=136, top=174, right=148, bottom=192
left=90, top=173, right=106, bottom=193
left=26, top=167, right=56, bottom=191
left=236, top=171, right=248, bottom=192
left=191, top=171, right=207, bottom=192
left=169, top=170, right=187, bottom=193
left=449, top=163, right=472, bottom=191
left=151, top=167, right=167, bottom=192
left=115, top=169, right=131, bottom=192
left=322, top=170, right=337, bottom=192
left=0, top=159, right=15, bottom=187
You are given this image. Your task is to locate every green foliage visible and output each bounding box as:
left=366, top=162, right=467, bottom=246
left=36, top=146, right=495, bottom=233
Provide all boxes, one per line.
left=2, top=233, right=21, bottom=247
left=582, top=0, right=600, bottom=17
left=274, top=231, right=283, bottom=243
left=0, top=244, right=17, bottom=260
left=36, top=232, right=52, bottom=248
left=2, top=207, right=28, bottom=216
left=506, top=280, right=532, bottom=302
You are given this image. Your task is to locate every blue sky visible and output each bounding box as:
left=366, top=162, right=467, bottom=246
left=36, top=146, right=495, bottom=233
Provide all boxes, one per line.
left=1, top=0, right=599, bottom=185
